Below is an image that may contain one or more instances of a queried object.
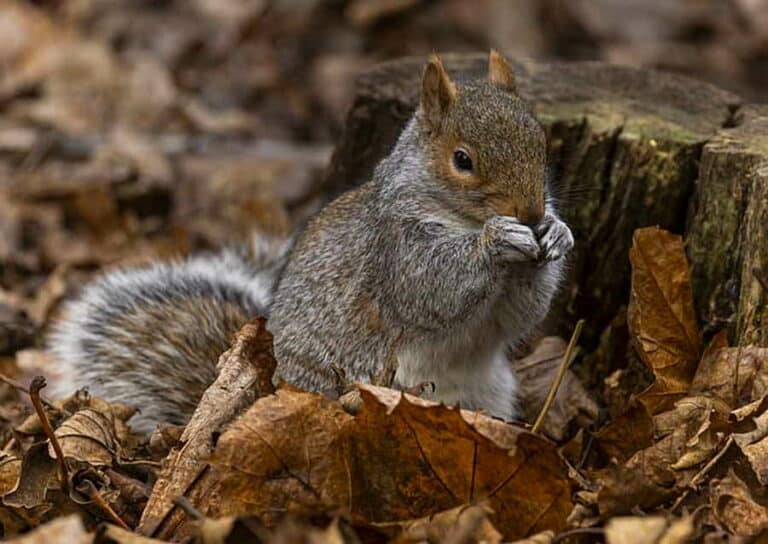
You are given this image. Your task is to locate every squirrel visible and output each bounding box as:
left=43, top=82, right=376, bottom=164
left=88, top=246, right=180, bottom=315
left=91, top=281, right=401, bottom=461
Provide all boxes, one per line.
left=48, top=51, right=573, bottom=432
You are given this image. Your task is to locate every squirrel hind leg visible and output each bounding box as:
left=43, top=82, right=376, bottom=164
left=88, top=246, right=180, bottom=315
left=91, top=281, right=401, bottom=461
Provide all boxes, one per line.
left=47, top=252, right=271, bottom=433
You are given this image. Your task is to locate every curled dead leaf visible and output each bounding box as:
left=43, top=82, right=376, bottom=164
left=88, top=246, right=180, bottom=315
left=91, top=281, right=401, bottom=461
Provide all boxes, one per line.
left=597, top=395, right=730, bottom=516
left=628, top=227, right=701, bottom=415
left=710, top=470, right=768, bottom=537
left=733, top=413, right=768, bottom=486
left=51, top=409, right=122, bottom=467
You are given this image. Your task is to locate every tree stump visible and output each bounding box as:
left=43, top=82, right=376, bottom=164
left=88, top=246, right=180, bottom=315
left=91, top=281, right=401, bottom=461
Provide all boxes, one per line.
left=687, top=105, right=768, bottom=346
left=320, top=54, right=767, bottom=347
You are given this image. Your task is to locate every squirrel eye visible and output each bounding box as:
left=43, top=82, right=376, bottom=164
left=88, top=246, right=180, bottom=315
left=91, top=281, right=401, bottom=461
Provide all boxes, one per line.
left=453, top=149, right=473, bottom=172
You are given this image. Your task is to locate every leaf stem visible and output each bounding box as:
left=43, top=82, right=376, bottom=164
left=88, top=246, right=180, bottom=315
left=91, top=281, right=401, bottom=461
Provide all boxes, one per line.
left=77, top=479, right=131, bottom=530
left=29, top=376, right=70, bottom=493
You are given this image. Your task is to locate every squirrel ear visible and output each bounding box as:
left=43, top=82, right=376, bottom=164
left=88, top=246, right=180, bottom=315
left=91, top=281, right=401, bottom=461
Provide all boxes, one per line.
left=421, top=54, right=457, bottom=131
left=488, top=49, right=516, bottom=91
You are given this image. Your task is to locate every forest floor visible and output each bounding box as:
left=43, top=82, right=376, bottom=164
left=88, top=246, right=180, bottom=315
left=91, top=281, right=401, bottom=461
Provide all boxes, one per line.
left=1, top=1, right=767, bottom=542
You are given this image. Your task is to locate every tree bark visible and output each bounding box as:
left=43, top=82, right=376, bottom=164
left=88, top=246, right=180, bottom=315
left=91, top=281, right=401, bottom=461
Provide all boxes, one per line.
left=320, top=54, right=749, bottom=346
left=687, top=105, right=768, bottom=346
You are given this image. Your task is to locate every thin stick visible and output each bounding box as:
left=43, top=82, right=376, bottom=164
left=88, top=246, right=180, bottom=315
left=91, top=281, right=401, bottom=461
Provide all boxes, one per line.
left=0, top=372, right=58, bottom=410
left=29, top=376, right=69, bottom=493
left=173, top=496, right=204, bottom=521
left=670, top=435, right=734, bottom=512
left=552, top=527, right=604, bottom=543
left=532, top=319, right=585, bottom=434
left=77, top=479, right=130, bottom=530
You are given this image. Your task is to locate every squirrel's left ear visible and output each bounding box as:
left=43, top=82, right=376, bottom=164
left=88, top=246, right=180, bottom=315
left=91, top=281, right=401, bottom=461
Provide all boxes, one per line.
left=421, top=54, right=457, bottom=131
left=488, top=49, right=516, bottom=91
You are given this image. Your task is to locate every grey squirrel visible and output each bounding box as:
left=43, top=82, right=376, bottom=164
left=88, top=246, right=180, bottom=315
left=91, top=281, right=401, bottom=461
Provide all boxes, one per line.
left=49, top=51, right=574, bottom=432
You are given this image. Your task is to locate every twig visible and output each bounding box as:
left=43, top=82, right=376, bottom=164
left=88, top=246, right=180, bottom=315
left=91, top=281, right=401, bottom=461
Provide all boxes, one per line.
left=552, top=527, right=604, bottom=543
left=577, top=432, right=594, bottom=470
left=2, top=437, right=17, bottom=454
left=532, top=320, right=585, bottom=434
left=105, top=468, right=151, bottom=502
left=0, top=372, right=58, bottom=410
left=29, top=376, right=69, bottom=494
left=670, top=435, right=734, bottom=512
left=76, top=479, right=130, bottom=530
left=173, top=496, right=205, bottom=521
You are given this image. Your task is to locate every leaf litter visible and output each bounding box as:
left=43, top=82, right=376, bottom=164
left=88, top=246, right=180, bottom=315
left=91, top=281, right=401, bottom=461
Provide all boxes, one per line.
left=0, top=0, right=767, bottom=542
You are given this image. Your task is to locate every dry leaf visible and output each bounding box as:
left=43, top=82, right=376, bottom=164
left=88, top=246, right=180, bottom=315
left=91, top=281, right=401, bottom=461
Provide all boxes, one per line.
left=382, top=502, right=502, bottom=543
left=594, top=400, right=654, bottom=464
left=689, top=346, right=768, bottom=484
left=137, top=317, right=276, bottom=540
left=52, top=408, right=122, bottom=467
left=0, top=443, right=85, bottom=535
left=710, top=470, right=768, bottom=537
left=732, top=401, right=768, bottom=485
left=4, top=514, right=91, bottom=544
left=0, top=454, right=22, bottom=495
left=628, top=227, right=701, bottom=415
left=691, top=346, right=768, bottom=408
left=604, top=515, right=693, bottom=544
left=26, top=265, right=69, bottom=325
left=597, top=395, right=730, bottom=516
left=98, top=524, right=165, bottom=543
left=595, top=463, right=675, bottom=518
left=514, top=337, right=599, bottom=441
left=656, top=396, right=731, bottom=470
left=212, top=389, right=353, bottom=524
left=213, top=384, right=572, bottom=541
left=2, top=441, right=59, bottom=509
left=353, top=385, right=573, bottom=538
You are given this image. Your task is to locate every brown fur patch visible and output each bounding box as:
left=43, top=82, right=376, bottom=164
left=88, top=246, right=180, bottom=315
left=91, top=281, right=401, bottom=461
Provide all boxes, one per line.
left=353, top=294, right=385, bottom=333
left=488, top=49, right=516, bottom=90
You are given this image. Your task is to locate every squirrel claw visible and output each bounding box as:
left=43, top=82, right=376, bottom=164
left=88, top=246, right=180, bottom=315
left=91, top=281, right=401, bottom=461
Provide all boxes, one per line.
left=535, top=214, right=574, bottom=262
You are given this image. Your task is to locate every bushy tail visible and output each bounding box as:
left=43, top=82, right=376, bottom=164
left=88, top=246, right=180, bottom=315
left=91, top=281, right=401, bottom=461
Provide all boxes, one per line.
left=47, top=233, right=289, bottom=433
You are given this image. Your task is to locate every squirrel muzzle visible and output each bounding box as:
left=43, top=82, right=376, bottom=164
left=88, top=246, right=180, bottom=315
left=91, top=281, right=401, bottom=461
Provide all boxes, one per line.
left=490, top=192, right=544, bottom=226
left=518, top=204, right=544, bottom=226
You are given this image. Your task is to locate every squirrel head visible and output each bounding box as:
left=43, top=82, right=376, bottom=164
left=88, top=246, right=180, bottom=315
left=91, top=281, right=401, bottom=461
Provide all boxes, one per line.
left=417, top=51, right=546, bottom=225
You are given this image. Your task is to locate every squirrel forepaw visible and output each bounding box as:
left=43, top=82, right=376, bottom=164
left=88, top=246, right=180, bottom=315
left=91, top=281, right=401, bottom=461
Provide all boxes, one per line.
left=483, top=216, right=541, bottom=262
left=535, top=214, right=574, bottom=262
